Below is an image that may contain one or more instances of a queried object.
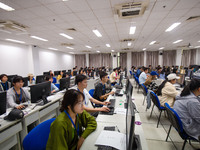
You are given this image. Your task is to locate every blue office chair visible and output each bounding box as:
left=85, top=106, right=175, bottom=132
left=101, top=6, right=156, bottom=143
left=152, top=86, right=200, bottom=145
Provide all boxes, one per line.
left=149, top=91, right=166, bottom=128
left=52, top=77, right=57, bottom=83
left=141, top=84, right=148, bottom=105
left=89, top=89, right=95, bottom=108
left=23, top=118, right=56, bottom=150
left=164, top=103, right=199, bottom=150
left=129, top=70, right=133, bottom=78
left=135, top=77, right=141, bottom=93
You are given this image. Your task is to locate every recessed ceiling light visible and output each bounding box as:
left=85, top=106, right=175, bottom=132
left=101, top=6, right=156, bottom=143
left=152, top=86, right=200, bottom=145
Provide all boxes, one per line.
left=106, top=44, right=110, bottom=47
left=66, top=46, right=74, bottom=49
left=128, top=42, right=132, bottom=46
left=62, top=0, right=69, bottom=1
left=149, top=41, right=156, bottom=45
left=111, top=50, right=115, bottom=52
left=194, top=46, right=200, bottom=48
left=92, top=30, right=102, bottom=37
left=129, top=26, right=136, bottom=34
left=85, top=45, right=92, bottom=48
left=173, top=39, right=182, bottom=44
left=30, top=36, right=48, bottom=41
left=48, top=47, right=58, bottom=51
left=159, top=47, right=164, bottom=50
left=198, top=41, right=200, bottom=42
left=143, top=48, right=146, bottom=51
left=0, top=2, right=15, bottom=11
left=97, top=51, right=100, bottom=53
left=59, top=33, right=73, bottom=39
left=165, top=22, right=181, bottom=32
left=5, top=39, right=25, bottom=44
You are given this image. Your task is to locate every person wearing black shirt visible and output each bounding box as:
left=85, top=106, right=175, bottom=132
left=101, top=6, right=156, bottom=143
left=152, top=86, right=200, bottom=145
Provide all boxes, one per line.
left=0, top=74, right=11, bottom=91
left=93, top=72, right=114, bottom=104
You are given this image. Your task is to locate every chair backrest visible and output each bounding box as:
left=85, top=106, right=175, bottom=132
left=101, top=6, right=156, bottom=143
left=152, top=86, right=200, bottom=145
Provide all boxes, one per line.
left=89, top=89, right=95, bottom=97
left=150, top=91, right=162, bottom=109
left=135, top=77, right=139, bottom=84
left=141, top=84, right=148, bottom=96
left=23, top=118, right=56, bottom=150
left=129, top=70, right=133, bottom=75
left=164, top=103, right=187, bottom=139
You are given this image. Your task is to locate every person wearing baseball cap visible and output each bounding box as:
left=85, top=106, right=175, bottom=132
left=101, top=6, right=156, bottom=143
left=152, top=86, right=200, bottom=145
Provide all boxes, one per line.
left=156, top=73, right=179, bottom=107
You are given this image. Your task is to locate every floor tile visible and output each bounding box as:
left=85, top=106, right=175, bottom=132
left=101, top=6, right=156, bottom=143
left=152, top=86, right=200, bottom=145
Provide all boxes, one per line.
left=146, top=139, right=176, bottom=150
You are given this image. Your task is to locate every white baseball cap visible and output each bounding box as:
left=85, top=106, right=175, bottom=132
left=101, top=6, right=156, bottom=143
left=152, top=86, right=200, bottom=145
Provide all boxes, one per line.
left=167, top=73, right=180, bottom=80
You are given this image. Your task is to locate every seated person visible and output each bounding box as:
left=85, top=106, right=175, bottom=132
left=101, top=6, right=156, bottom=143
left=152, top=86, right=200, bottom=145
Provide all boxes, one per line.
left=57, top=71, right=64, bottom=81
left=139, top=67, right=149, bottom=84
left=156, top=73, right=179, bottom=107
left=93, top=71, right=114, bottom=103
left=72, top=74, right=110, bottom=116
left=45, top=75, right=59, bottom=94
left=174, top=78, right=200, bottom=141
left=110, top=68, right=120, bottom=86
left=28, top=73, right=35, bottom=86
left=71, top=68, right=76, bottom=76
left=7, top=76, right=30, bottom=109
left=156, top=67, right=162, bottom=78
left=0, top=74, right=11, bottom=91
left=144, top=71, right=158, bottom=86
left=46, top=89, right=97, bottom=150
left=49, top=70, right=57, bottom=83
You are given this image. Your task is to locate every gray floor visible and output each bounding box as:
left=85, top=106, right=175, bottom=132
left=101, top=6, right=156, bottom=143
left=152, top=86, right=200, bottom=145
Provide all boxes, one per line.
left=132, top=81, right=200, bottom=150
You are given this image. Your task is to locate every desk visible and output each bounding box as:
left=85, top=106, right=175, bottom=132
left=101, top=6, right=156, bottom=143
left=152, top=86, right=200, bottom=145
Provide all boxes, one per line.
left=81, top=84, right=148, bottom=150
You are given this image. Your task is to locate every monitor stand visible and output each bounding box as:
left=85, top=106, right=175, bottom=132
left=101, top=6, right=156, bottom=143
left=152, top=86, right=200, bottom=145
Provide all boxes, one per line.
left=124, top=103, right=128, bottom=109
left=132, top=134, right=142, bottom=150
left=37, top=96, right=51, bottom=106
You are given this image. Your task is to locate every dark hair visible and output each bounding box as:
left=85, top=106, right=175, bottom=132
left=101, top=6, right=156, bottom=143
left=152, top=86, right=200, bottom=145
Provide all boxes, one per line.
left=157, top=67, right=162, bottom=71
left=75, top=74, right=87, bottom=85
left=113, top=68, right=117, bottom=71
left=156, top=79, right=168, bottom=96
left=144, top=67, right=149, bottom=71
left=13, top=76, right=24, bottom=83
left=180, top=78, right=200, bottom=97
left=60, top=89, right=84, bottom=112
left=0, top=74, right=8, bottom=80
left=100, top=71, right=108, bottom=80
left=45, top=75, right=52, bottom=81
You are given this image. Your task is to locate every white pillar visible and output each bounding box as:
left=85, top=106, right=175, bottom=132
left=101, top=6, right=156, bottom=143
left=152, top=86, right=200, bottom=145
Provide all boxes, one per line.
left=127, top=52, right=132, bottom=70
left=144, top=51, right=147, bottom=67
left=196, top=49, right=200, bottom=65
left=176, top=49, right=182, bottom=66
left=86, top=53, right=89, bottom=67
left=158, top=51, right=163, bottom=67
left=112, top=52, right=117, bottom=68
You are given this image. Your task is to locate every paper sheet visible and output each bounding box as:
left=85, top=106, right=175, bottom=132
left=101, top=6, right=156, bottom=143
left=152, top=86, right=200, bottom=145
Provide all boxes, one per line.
left=95, top=130, right=126, bottom=150
left=114, top=108, right=127, bottom=115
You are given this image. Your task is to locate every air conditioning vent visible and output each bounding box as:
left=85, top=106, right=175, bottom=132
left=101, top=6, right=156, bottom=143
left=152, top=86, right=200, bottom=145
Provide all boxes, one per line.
left=186, top=16, right=200, bottom=21
left=120, top=38, right=135, bottom=42
left=115, top=2, right=148, bottom=19
left=0, top=20, right=28, bottom=32
left=82, top=50, right=91, bottom=53
left=66, top=28, right=77, bottom=31
left=61, top=43, right=74, bottom=46
left=122, top=48, right=130, bottom=51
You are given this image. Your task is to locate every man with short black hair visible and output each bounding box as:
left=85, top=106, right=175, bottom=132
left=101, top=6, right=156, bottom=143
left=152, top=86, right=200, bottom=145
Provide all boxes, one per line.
left=93, top=72, right=115, bottom=103
left=139, top=67, right=149, bottom=84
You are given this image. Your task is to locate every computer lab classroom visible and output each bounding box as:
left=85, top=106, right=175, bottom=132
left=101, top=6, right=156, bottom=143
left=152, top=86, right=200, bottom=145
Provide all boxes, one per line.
left=0, top=0, right=200, bottom=150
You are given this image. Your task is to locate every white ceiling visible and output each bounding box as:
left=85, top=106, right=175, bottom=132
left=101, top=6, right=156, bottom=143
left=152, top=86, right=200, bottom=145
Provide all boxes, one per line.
left=0, top=0, right=200, bottom=54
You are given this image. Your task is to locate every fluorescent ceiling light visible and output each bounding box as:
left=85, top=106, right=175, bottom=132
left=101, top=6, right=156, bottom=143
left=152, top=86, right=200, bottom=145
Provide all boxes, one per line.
left=97, top=51, right=100, bottom=53
left=30, top=36, right=48, bottom=41
left=149, top=41, right=156, bottom=45
left=92, top=30, right=102, bottom=37
left=159, top=47, right=164, bottom=50
left=128, top=42, right=132, bottom=46
left=198, top=41, right=200, bottom=42
left=0, top=29, right=11, bottom=34
left=59, top=33, right=73, bottom=39
left=0, top=2, right=15, bottom=11
left=129, top=26, right=136, bottom=34
left=111, top=50, right=115, bottom=52
left=143, top=48, right=146, bottom=51
left=194, top=46, right=200, bottom=48
left=6, top=39, right=25, bottom=44
left=62, top=0, right=69, bottom=1
left=69, top=52, right=74, bottom=54
left=106, top=44, right=110, bottom=47
left=85, top=45, right=92, bottom=48
left=173, top=39, right=182, bottom=44
left=165, top=22, right=181, bottom=32
left=48, top=47, right=58, bottom=51
left=66, top=46, right=74, bottom=49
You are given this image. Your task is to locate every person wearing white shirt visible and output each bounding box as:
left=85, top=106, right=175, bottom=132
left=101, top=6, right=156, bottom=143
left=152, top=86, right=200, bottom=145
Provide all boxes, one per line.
left=72, top=74, right=111, bottom=117
left=139, top=67, right=149, bottom=84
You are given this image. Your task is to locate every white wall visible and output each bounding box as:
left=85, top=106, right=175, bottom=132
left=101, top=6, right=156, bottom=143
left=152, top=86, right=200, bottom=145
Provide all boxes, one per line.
left=0, top=40, right=75, bottom=76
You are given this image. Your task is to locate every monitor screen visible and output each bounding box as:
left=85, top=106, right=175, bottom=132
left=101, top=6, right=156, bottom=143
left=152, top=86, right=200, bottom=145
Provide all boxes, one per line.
left=125, top=77, right=130, bottom=95
left=43, top=72, right=50, bottom=76
left=73, top=71, right=77, bottom=76
left=59, top=77, right=70, bottom=91
left=54, top=71, right=61, bottom=76
left=62, top=70, right=66, bottom=73
left=30, top=81, right=51, bottom=103
left=36, top=75, right=45, bottom=84
left=0, top=91, right=7, bottom=115
left=126, top=97, right=136, bottom=150
left=23, top=77, right=28, bottom=87
left=119, top=74, right=123, bottom=86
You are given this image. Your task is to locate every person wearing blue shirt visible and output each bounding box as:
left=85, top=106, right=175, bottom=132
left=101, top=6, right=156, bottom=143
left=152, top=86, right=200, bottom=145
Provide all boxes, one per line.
left=136, top=67, right=142, bottom=77
left=45, top=75, right=59, bottom=93
left=139, top=67, right=149, bottom=84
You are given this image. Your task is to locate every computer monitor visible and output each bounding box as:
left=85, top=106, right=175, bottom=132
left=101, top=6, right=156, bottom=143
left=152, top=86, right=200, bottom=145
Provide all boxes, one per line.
left=30, top=81, right=51, bottom=104
left=0, top=91, right=7, bottom=115
left=62, top=70, right=66, bottom=73
left=54, top=71, right=61, bottom=76
left=7, top=75, right=17, bottom=87
left=23, top=77, right=28, bottom=87
left=59, top=77, right=70, bottom=91
left=125, top=77, right=130, bottom=94
left=119, top=74, right=123, bottom=87
left=91, top=71, right=94, bottom=79
left=43, top=72, right=50, bottom=76
left=73, top=71, right=77, bottom=76
left=96, top=70, right=99, bottom=77
left=36, top=75, right=45, bottom=84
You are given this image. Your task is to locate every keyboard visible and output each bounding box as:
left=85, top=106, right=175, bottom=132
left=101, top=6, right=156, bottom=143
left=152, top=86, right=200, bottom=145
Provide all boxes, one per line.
left=107, top=99, right=116, bottom=108
left=115, top=89, right=121, bottom=94
left=97, top=145, right=115, bottom=150
left=104, top=126, right=115, bottom=131
left=100, top=107, right=114, bottom=115
left=114, top=85, right=123, bottom=89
